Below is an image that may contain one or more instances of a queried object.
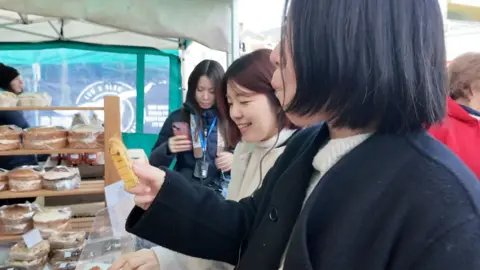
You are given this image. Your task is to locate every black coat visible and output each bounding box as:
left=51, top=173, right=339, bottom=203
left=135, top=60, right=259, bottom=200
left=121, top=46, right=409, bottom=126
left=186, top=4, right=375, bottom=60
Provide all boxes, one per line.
left=149, top=103, right=230, bottom=194
left=127, top=124, right=480, bottom=270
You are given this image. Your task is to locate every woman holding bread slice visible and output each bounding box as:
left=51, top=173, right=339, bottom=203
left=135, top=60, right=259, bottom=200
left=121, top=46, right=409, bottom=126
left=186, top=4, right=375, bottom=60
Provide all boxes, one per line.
left=111, top=49, right=299, bottom=270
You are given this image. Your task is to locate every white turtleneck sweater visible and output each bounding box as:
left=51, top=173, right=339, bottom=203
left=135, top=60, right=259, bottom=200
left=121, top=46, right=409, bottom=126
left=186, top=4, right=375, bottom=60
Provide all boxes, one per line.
left=279, top=133, right=372, bottom=269
left=152, top=129, right=297, bottom=270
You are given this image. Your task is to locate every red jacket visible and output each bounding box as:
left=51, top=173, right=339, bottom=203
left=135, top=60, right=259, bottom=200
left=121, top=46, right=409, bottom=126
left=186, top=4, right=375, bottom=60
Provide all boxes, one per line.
left=429, top=98, right=480, bottom=179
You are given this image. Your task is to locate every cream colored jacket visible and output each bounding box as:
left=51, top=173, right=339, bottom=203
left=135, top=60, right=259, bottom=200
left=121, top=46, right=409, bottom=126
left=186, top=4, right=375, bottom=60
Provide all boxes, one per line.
left=151, top=129, right=297, bottom=270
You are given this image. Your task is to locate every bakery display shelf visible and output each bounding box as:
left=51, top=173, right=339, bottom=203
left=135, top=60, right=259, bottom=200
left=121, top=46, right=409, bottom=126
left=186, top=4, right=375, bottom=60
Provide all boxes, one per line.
left=0, top=106, right=103, bottom=111
left=0, top=180, right=105, bottom=199
left=0, top=148, right=104, bottom=156
left=0, top=217, right=94, bottom=242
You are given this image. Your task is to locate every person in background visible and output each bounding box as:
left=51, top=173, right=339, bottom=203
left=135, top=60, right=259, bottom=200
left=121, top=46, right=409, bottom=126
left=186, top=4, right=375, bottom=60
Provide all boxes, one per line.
left=117, top=0, right=480, bottom=269
left=429, top=52, right=480, bottom=179
left=110, top=49, right=299, bottom=270
left=0, top=63, right=37, bottom=206
left=149, top=60, right=232, bottom=195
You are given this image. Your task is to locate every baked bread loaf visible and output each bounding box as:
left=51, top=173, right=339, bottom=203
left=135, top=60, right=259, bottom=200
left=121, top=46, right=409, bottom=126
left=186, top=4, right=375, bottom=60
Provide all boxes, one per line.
left=33, top=208, right=71, bottom=238
left=42, top=166, right=80, bottom=191
left=0, top=125, right=22, bottom=151
left=7, top=166, right=44, bottom=192
left=0, top=91, right=18, bottom=107
left=109, top=137, right=138, bottom=189
left=23, top=126, right=67, bottom=150
left=17, top=92, right=52, bottom=107
left=0, top=168, right=8, bottom=191
left=68, top=124, right=104, bottom=149
left=0, top=203, right=37, bottom=225
left=9, top=240, right=50, bottom=260
left=8, top=256, right=48, bottom=270
left=48, top=231, right=86, bottom=249
left=50, top=243, right=85, bottom=263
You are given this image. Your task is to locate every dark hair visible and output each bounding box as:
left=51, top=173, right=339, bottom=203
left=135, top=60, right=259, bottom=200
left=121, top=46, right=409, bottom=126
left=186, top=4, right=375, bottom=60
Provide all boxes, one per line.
left=217, top=49, right=296, bottom=147
left=183, top=60, right=225, bottom=129
left=281, top=0, right=447, bottom=133
left=448, top=52, right=480, bottom=101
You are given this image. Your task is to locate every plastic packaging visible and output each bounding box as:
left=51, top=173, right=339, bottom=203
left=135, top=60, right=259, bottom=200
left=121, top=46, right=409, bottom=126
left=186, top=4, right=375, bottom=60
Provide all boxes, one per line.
left=7, top=166, right=44, bottom=192
left=48, top=231, right=87, bottom=249
left=17, top=92, right=52, bottom=107
left=76, top=201, right=137, bottom=268
left=50, top=261, right=78, bottom=270
left=8, top=256, right=48, bottom=270
left=0, top=203, right=38, bottom=225
left=65, top=153, right=84, bottom=165
left=33, top=207, right=72, bottom=238
left=42, top=166, right=81, bottom=191
left=0, top=168, right=8, bottom=191
left=0, top=222, right=32, bottom=235
left=68, top=124, right=105, bottom=149
left=0, top=125, right=22, bottom=151
left=9, top=240, right=50, bottom=261
left=84, top=153, right=101, bottom=165
left=50, top=243, right=85, bottom=264
left=0, top=91, right=18, bottom=107
left=23, top=126, right=68, bottom=150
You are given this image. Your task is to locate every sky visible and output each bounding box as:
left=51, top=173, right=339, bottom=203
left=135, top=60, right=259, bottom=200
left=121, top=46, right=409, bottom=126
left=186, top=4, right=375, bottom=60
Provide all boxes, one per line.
left=238, top=0, right=285, bottom=32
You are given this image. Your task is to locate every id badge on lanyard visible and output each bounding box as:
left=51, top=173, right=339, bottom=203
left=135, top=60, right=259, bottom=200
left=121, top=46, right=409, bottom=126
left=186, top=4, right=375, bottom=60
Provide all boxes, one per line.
left=193, top=117, right=216, bottom=179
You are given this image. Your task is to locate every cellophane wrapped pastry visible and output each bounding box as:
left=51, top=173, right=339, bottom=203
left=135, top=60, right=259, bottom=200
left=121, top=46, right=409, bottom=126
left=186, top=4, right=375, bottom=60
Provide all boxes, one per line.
left=68, top=124, right=104, bottom=149
left=0, top=203, right=38, bottom=235
left=0, top=168, right=8, bottom=191
left=0, top=90, right=18, bottom=107
left=17, top=92, right=52, bottom=107
left=7, top=166, right=44, bottom=192
left=48, top=231, right=86, bottom=249
left=23, top=126, right=68, bottom=150
left=8, top=240, right=50, bottom=270
left=0, top=125, right=22, bottom=151
left=33, top=207, right=72, bottom=238
left=42, top=166, right=80, bottom=191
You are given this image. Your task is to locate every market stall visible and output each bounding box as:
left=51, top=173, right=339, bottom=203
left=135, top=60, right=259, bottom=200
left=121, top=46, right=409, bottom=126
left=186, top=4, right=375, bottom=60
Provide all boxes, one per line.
left=0, top=0, right=239, bottom=267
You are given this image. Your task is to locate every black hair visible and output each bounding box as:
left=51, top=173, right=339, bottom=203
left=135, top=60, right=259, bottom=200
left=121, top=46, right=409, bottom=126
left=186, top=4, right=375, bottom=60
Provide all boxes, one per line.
left=183, top=59, right=225, bottom=130
left=282, top=0, right=447, bottom=133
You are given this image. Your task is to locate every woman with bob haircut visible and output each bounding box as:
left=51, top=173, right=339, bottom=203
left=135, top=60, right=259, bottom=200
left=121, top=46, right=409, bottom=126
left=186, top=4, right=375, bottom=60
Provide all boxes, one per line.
left=111, top=49, right=299, bottom=269
left=429, top=52, right=480, bottom=179
left=116, top=0, right=480, bottom=269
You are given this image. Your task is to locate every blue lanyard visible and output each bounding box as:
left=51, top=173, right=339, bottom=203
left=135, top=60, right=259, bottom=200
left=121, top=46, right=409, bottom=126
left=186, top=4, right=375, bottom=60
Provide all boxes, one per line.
left=194, top=116, right=217, bottom=152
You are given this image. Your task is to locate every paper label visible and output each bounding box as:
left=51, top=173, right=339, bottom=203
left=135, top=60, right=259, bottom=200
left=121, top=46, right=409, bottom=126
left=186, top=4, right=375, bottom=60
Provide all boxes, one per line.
left=64, top=251, right=72, bottom=258
left=22, top=229, right=43, bottom=249
left=60, top=263, right=67, bottom=268
left=88, top=154, right=96, bottom=159
left=70, top=154, right=79, bottom=159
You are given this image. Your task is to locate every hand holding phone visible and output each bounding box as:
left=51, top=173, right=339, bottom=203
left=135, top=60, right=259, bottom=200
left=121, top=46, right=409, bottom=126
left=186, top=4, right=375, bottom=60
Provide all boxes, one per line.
left=169, top=122, right=192, bottom=153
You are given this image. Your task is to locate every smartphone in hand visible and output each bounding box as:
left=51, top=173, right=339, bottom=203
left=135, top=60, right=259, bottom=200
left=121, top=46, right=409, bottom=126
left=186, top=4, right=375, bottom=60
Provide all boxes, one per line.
left=172, top=122, right=191, bottom=140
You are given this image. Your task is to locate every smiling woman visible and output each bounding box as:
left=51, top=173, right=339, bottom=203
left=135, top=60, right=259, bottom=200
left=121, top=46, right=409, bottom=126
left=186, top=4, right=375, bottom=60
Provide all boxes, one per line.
left=122, top=0, right=480, bottom=269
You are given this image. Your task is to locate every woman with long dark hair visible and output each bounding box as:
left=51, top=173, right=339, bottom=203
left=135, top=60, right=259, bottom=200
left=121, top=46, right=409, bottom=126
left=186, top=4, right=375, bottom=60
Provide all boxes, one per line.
left=116, top=0, right=480, bottom=269
left=111, top=49, right=299, bottom=269
left=149, top=59, right=231, bottom=195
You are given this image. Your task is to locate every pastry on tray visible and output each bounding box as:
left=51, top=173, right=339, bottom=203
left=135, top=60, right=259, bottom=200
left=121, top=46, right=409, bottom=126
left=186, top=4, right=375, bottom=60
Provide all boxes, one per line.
left=0, top=90, right=18, bottom=107
left=48, top=231, right=86, bottom=249
left=49, top=243, right=85, bottom=263
left=0, top=168, right=8, bottom=191
left=0, top=125, right=22, bottom=151
left=33, top=208, right=71, bottom=238
left=68, top=124, right=104, bottom=149
left=9, top=240, right=50, bottom=261
left=23, top=126, right=68, bottom=150
left=7, top=166, right=44, bottom=192
left=0, top=203, right=38, bottom=225
left=17, top=92, right=52, bottom=107
left=42, top=166, right=80, bottom=191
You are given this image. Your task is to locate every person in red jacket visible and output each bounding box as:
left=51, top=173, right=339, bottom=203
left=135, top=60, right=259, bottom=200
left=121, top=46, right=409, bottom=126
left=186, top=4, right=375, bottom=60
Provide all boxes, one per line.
left=429, top=52, right=480, bottom=179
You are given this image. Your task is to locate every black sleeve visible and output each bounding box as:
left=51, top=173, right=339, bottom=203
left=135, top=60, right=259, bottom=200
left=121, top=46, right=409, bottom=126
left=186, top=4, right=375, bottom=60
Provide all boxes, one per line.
left=149, top=115, right=175, bottom=168
left=126, top=169, right=260, bottom=265
left=0, top=111, right=30, bottom=129
left=409, top=217, right=480, bottom=270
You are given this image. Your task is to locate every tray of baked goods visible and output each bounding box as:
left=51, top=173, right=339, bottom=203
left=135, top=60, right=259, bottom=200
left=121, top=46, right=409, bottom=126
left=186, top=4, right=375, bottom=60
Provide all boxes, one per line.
left=0, top=123, right=104, bottom=155
left=0, top=165, right=104, bottom=199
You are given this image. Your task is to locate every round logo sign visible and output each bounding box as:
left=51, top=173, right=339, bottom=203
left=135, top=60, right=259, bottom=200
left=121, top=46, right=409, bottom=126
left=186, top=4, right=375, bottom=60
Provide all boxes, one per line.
left=76, top=81, right=136, bottom=132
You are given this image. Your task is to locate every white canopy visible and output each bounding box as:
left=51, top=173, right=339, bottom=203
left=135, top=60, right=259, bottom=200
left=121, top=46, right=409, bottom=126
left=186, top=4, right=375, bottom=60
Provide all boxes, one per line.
left=0, top=0, right=233, bottom=52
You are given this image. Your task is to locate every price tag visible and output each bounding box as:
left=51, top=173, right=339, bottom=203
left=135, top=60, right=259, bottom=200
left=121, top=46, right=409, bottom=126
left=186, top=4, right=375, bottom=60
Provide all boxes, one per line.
left=88, top=154, right=96, bottom=159
left=60, top=263, right=67, bottom=268
left=70, top=154, right=79, bottom=159
left=22, top=229, right=43, bottom=249
left=64, top=251, right=72, bottom=258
